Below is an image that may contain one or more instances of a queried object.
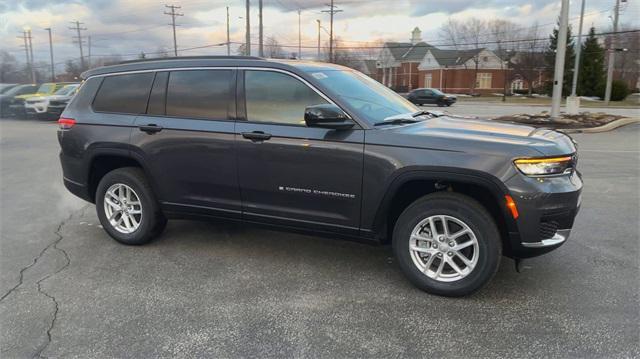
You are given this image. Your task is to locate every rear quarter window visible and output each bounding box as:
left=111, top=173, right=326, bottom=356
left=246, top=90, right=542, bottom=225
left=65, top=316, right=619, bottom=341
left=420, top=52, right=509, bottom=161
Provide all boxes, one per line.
left=92, top=73, right=154, bottom=114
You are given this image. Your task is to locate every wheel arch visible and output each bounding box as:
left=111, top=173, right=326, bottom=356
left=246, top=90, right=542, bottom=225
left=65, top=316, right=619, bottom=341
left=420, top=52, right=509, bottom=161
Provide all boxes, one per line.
left=86, top=148, right=155, bottom=203
left=370, top=169, right=518, bottom=254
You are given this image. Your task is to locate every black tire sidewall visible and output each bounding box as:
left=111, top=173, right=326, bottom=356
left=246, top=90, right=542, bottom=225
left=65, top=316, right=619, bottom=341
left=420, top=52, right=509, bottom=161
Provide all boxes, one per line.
left=393, top=193, right=501, bottom=296
left=95, top=168, right=161, bottom=245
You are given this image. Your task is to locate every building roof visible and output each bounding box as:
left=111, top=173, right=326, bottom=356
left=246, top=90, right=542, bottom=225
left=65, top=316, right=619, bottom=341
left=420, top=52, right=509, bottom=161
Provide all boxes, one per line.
left=429, top=48, right=484, bottom=66
left=384, top=41, right=433, bottom=62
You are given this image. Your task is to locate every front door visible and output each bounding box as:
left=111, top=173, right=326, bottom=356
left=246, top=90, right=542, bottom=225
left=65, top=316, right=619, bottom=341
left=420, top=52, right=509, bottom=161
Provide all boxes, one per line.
left=235, top=69, right=364, bottom=235
left=130, top=69, right=242, bottom=219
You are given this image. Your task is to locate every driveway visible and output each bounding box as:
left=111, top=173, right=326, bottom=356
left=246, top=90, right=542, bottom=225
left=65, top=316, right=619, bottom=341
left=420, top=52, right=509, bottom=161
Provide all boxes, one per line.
left=1, top=119, right=638, bottom=357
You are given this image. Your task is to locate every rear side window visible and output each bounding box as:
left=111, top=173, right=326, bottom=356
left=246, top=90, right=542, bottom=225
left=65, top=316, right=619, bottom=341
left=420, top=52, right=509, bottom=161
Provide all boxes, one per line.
left=166, top=70, right=232, bottom=120
left=244, top=70, right=328, bottom=125
left=93, top=73, right=154, bottom=114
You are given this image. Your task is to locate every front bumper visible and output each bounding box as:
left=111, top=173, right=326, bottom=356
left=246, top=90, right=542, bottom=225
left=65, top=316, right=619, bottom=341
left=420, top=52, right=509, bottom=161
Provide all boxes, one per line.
left=505, top=170, right=582, bottom=258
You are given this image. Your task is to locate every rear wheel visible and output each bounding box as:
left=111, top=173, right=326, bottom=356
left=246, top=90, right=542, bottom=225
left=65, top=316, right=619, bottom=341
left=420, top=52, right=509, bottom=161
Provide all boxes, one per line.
left=96, top=167, right=167, bottom=245
left=393, top=192, right=501, bottom=296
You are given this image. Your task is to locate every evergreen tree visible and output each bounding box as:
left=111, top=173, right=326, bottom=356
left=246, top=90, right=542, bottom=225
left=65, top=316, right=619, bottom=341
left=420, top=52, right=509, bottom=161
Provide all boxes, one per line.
left=544, top=21, right=575, bottom=96
left=578, top=27, right=606, bottom=97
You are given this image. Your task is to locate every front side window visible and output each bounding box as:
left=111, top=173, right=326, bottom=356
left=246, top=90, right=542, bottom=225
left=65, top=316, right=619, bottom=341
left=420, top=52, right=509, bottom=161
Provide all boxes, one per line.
left=166, top=70, right=232, bottom=120
left=244, top=70, right=328, bottom=125
left=93, top=73, right=154, bottom=114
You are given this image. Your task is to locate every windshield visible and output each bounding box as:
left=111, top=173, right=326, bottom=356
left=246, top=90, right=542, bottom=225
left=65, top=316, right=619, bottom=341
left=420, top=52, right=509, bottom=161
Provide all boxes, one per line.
left=4, top=85, right=34, bottom=96
left=430, top=89, right=445, bottom=96
left=306, top=69, right=418, bottom=124
left=37, top=83, right=55, bottom=94
left=54, top=85, right=78, bottom=96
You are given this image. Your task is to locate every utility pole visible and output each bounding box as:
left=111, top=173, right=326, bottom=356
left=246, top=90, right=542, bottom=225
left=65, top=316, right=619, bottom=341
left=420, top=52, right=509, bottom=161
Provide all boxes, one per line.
left=18, top=31, right=33, bottom=83
left=245, top=0, right=251, bottom=56
left=164, top=4, right=183, bottom=57
left=322, top=0, right=342, bottom=63
left=258, top=0, right=264, bottom=57
left=69, top=21, right=87, bottom=69
left=567, top=0, right=586, bottom=114
left=45, top=28, right=55, bottom=81
left=26, top=29, right=36, bottom=83
left=87, top=35, right=92, bottom=68
left=297, top=9, right=301, bottom=59
left=226, top=6, right=231, bottom=56
left=604, top=0, right=621, bottom=105
left=316, top=20, right=321, bottom=59
left=550, top=0, right=570, bottom=118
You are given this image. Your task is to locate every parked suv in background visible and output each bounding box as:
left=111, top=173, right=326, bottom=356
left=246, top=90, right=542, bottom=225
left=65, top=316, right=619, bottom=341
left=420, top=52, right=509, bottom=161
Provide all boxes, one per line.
left=9, top=82, right=74, bottom=118
left=58, top=57, right=582, bottom=296
left=407, top=88, right=456, bottom=107
left=25, top=83, right=80, bottom=119
left=0, top=84, right=38, bottom=117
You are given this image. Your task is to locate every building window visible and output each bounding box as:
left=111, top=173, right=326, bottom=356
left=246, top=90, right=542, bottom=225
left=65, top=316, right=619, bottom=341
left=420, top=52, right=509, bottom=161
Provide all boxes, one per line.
left=483, top=56, right=489, bottom=62
left=511, top=79, right=524, bottom=91
left=424, top=73, right=432, bottom=88
left=476, top=73, right=492, bottom=89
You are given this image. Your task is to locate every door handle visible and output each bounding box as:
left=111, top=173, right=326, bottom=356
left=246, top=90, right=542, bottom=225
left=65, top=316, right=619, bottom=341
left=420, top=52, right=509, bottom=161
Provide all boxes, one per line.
left=242, top=131, right=272, bottom=141
left=139, top=124, right=163, bottom=134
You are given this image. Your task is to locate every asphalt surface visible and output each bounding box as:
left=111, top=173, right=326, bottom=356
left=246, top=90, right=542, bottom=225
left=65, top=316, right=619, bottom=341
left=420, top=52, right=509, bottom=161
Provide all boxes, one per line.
left=422, top=101, right=640, bottom=118
left=0, top=118, right=638, bottom=358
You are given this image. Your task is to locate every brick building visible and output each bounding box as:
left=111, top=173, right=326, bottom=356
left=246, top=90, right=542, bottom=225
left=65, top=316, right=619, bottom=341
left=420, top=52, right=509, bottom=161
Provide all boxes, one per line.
left=377, top=28, right=532, bottom=95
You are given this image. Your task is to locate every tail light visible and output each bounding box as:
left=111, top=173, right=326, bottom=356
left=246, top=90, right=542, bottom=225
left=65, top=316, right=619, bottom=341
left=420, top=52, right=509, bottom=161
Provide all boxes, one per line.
left=58, top=117, right=76, bottom=129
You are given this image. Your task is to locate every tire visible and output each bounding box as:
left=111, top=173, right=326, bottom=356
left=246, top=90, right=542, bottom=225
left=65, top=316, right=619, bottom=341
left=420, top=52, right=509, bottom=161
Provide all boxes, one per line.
left=96, top=167, right=167, bottom=245
left=392, top=192, right=501, bottom=297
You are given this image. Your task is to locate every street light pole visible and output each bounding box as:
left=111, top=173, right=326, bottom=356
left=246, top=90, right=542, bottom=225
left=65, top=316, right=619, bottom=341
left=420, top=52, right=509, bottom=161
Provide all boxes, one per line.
left=316, top=20, right=321, bottom=59
left=604, top=0, right=620, bottom=105
left=45, top=28, right=55, bottom=82
left=550, top=0, right=570, bottom=118
left=226, top=6, right=231, bottom=56
left=245, top=0, right=251, bottom=56
left=567, top=0, right=586, bottom=114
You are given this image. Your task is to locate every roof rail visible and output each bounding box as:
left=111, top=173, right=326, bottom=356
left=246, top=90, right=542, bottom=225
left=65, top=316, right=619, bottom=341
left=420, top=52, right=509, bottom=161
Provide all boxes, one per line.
left=118, top=55, right=263, bottom=65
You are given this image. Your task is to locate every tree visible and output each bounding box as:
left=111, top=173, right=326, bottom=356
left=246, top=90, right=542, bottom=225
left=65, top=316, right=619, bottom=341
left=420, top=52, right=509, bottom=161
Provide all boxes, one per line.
left=235, top=43, right=246, bottom=56
left=578, top=27, right=605, bottom=97
left=544, top=20, right=575, bottom=96
left=0, top=50, right=25, bottom=83
left=264, top=36, right=285, bottom=59
left=510, top=23, right=546, bottom=94
left=138, top=51, right=146, bottom=59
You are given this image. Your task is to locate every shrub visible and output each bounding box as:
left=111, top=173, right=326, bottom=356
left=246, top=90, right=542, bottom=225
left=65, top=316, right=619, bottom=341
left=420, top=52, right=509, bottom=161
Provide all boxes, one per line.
left=597, top=80, right=630, bottom=101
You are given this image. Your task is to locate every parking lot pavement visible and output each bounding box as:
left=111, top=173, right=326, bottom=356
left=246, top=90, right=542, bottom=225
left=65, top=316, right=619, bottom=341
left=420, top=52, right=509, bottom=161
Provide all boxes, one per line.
left=423, top=101, right=640, bottom=118
left=1, top=118, right=638, bottom=358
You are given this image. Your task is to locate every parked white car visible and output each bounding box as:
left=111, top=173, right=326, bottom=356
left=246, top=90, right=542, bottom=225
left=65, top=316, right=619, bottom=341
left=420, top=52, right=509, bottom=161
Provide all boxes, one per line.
left=24, top=83, right=80, bottom=119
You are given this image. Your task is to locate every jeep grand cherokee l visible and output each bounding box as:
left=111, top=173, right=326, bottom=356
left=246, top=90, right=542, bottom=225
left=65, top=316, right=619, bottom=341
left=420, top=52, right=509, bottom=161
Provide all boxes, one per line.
left=58, top=57, right=582, bottom=297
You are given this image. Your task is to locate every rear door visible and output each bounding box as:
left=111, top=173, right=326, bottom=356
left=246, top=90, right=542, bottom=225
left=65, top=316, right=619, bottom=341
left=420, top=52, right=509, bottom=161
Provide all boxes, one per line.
left=130, top=69, right=241, bottom=219
left=235, top=69, right=364, bottom=234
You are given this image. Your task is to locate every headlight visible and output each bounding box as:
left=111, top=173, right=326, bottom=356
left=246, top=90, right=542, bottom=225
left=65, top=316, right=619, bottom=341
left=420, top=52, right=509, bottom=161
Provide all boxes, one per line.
left=514, top=156, right=574, bottom=176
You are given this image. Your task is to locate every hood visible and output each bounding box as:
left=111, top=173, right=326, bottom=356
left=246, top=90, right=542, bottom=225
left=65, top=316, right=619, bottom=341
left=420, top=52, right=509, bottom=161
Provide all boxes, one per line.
left=15, top=92, right=44, bottom=100
left=379, top=115, right=576, bottom=157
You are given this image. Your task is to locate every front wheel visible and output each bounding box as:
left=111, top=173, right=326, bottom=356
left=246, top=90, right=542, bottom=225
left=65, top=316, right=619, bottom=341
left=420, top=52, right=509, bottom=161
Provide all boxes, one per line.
left=393, top=192, right=501, bottom=296
left=96, top=167, right=167, bottom=245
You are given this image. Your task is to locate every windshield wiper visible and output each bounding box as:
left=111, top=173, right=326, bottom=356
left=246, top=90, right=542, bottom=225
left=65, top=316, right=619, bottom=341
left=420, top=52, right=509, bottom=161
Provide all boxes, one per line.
left=412, top=110, right=444, bottom=118
left=374, top=118, right=421, bottom=126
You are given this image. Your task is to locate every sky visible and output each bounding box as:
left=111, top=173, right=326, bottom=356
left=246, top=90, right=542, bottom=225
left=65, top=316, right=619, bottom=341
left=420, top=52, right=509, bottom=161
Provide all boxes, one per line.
left=1, top=0, right=638, bottom=73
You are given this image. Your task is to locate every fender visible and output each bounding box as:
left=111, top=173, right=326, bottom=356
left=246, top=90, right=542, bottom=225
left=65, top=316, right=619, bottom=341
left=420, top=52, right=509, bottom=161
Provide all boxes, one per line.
left=365, top=166, right=519, bottom=239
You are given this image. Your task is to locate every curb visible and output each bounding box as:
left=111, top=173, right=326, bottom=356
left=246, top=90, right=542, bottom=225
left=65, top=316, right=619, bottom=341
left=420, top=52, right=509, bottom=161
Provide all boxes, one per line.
left=561, top=117, right=640, bottom=134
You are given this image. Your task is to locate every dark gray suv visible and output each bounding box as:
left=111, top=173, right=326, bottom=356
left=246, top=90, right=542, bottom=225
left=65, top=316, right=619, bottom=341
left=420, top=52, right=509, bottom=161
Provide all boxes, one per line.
left=58, top=57, right=582, bottom=296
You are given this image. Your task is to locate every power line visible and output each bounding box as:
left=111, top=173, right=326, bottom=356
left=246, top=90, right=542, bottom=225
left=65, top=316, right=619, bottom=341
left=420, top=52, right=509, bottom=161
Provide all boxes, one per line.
left=164, top=4, right=183, bottom=56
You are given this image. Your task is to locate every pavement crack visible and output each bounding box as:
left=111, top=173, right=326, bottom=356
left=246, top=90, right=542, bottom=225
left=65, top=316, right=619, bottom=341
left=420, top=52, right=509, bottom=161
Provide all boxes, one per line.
left=30, top=206, right=87, bottom=359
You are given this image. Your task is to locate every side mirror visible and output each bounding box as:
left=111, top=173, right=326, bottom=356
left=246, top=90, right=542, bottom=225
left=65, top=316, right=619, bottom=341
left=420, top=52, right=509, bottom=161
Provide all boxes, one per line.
left=304, top=104, right=354, bottom=130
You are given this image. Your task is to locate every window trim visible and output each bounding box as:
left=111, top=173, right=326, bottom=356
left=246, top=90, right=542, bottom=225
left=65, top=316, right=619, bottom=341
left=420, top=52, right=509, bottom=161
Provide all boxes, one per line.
left=85, top=66, right=357, bottom=127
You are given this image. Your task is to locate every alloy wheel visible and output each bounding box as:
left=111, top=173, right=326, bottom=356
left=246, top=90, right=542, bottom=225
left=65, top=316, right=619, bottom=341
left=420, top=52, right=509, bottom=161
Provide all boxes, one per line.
left=408, top=215, right=479, bottom=282
left=103, top=183, right=143, bottom=234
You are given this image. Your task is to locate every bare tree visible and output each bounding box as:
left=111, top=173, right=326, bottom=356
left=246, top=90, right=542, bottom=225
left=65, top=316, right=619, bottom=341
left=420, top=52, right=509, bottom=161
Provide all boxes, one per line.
left=510, top=23, right=547, bottom=94
left=264, top=36, right=286, bottom=59
left=439, top=18, right=489, bottom=93
left=614, top=23, right=640, bottom=90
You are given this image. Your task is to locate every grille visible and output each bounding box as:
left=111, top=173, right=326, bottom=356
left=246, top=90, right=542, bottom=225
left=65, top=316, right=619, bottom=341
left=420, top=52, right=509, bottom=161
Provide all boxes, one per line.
left=539, top=220, right=559, bottom=240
